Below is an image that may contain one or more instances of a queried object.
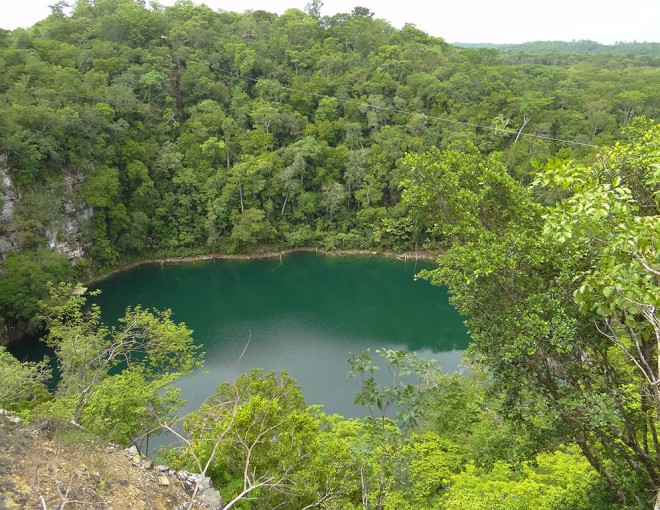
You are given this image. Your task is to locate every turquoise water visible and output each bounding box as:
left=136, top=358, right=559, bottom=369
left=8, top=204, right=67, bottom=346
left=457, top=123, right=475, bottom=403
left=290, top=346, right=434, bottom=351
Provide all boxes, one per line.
left=90, top=253, right=469, bottom=418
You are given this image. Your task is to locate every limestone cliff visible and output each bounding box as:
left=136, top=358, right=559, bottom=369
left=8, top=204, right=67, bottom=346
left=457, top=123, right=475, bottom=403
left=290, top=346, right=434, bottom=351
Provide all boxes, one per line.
left=0, top=157, right=91, bottom=261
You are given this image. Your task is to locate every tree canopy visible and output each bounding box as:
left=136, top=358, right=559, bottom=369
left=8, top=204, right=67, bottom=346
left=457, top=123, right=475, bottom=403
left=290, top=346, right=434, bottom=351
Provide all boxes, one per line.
left=400, top=119, right=660, bottom=506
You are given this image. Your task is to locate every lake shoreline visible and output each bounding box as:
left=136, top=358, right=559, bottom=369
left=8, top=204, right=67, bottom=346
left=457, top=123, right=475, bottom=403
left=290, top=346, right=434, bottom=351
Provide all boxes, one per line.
left=84, top=247, right=438, bottom=286
left=3, top=247, right=438, bottom=347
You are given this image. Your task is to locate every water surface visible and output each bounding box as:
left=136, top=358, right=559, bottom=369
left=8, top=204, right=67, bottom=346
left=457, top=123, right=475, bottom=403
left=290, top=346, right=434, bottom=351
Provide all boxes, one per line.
left=88, top=254, right=469, bottom=418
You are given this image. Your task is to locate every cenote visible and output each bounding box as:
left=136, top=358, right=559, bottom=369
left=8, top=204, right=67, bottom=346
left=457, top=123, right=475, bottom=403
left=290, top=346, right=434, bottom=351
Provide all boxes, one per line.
left=15, top=253, right=468, bottom=420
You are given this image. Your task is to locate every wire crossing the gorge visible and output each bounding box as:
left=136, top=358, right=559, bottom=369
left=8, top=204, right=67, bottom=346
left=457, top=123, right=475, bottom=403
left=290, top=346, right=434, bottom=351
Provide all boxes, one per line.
left=215, top=67, right=605, bottom=150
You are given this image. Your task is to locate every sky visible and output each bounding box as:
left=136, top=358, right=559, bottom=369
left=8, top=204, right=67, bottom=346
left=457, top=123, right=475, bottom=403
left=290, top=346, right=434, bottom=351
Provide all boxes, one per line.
left=0, top=0, right=659, bottom=44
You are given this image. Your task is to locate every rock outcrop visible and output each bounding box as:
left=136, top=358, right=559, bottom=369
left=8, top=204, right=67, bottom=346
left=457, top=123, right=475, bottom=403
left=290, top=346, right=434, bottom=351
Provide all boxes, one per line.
left=0, top=156, right=21, bottom=257
left=0, top=411, right=224, bottom=509
left=0, top=158, right=91, bottom=261
left=44, top=171, right=92, bottom=260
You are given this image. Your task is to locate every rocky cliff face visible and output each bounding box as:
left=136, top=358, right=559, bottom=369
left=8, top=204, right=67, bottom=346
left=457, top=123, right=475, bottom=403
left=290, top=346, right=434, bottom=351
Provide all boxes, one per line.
left=0, top=156, right=21, bottom=256
left=0, top=158, right=91, bottom=261
left=44, top=171, right=92, bottom=260
left=1, top=160, right=95, bottom=345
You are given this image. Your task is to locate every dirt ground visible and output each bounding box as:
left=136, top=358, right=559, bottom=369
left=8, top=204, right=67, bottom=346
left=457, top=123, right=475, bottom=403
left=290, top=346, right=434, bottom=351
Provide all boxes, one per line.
left=0, top=413, right=205, bottom=509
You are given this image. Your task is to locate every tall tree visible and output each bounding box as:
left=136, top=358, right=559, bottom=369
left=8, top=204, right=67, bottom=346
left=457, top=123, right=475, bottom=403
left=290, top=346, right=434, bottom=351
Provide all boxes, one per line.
left=399, top=127, right=660, bottom=506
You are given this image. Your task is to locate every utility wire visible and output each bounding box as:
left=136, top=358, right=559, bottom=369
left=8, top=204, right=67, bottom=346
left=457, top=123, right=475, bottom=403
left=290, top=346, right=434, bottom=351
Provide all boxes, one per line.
left=215, top=67, right=605, bottom=150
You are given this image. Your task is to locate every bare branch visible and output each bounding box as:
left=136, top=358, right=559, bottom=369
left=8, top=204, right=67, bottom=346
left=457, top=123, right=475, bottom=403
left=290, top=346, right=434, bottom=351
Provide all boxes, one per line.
left=633, top=252, right=660, bottom=277
left=231, top=331, right=252, bottom=372
left=514, top=115, right=531, bottom=143
left=222, top=477, right=274, bottom=510
left=595, top=319, right=656, bottom=387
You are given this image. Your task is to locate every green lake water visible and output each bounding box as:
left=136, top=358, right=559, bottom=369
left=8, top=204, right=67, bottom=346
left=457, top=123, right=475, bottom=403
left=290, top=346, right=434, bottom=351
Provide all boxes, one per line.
left=10, top=253, right=469, bottom=421
left=90, top=253, right=469, bottom=418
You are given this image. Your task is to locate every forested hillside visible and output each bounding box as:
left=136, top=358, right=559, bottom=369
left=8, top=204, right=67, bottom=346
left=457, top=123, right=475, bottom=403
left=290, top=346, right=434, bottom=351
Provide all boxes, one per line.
left=0, top=2, right=659, bottom=508
left=1, top=0, right=659, bottom=333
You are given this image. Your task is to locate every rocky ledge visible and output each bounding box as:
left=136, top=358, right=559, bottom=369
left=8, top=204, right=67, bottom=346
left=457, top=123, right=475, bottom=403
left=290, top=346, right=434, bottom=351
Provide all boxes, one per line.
left=0, top=411, right=223, bottom=509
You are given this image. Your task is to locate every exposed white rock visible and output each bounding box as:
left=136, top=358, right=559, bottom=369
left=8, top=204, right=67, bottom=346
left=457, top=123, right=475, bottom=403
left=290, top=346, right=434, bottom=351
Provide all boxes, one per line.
left=0, top=158, right=20, bottom=223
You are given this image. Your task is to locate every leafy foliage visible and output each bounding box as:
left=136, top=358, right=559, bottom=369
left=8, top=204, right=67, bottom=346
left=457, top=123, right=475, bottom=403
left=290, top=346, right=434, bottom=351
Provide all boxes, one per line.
left=0, top=345, right=51, bottom=412
left=401, top=120, right=660, bottom=507
left=442, top=448, right=608, bottom=510
left=175, top=369, right=344, bottom=509
left=34, top=282, right=202, bottom=449
left=1, top=0, right=657, bottom=271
